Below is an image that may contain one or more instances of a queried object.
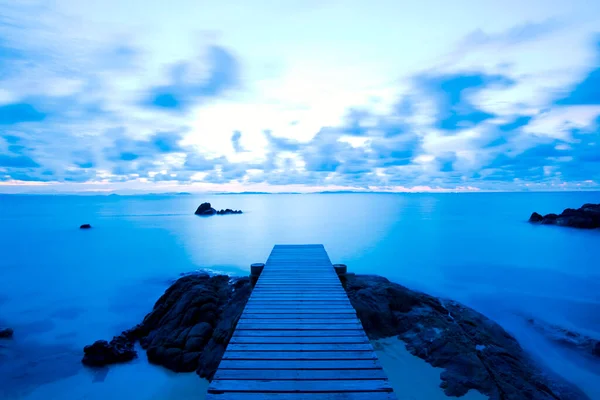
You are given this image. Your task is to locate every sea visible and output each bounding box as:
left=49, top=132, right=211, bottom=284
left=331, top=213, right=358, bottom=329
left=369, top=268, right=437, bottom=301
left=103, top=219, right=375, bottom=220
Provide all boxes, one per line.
left=0, top=192, right=599, bottom=399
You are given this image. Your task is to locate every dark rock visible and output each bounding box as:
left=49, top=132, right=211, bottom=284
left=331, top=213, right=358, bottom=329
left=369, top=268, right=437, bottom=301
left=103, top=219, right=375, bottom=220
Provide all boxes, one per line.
left=194, top=202, right=217, bottom=216
left=529, top=212, right=544, bottom=222
left=0, top=327, right=13, bottom=339
left=195, top=202, right=242, bottom=215
left=529, top=203, right=600, bottom=229
left=83, top=275, right=251, bottom=377
left=343, top=274, right=589, bottom=400
left=216, top=208, right=243, bottom=215
left=82, top=335, right=136, bottom=366
left=593, top=342, right=600, bottom=357
left=525, top=317, right=600, bottom=359
left=79, top=224, right=92, bottom=229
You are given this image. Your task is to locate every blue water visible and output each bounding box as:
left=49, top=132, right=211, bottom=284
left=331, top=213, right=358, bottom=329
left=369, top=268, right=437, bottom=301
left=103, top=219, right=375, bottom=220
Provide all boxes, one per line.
left=1, top=192, right=599, bottom=399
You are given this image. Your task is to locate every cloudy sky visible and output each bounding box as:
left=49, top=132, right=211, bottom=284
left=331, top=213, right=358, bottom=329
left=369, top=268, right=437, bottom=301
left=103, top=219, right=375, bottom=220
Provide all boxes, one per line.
left=1, top=0, right=599, bottom=193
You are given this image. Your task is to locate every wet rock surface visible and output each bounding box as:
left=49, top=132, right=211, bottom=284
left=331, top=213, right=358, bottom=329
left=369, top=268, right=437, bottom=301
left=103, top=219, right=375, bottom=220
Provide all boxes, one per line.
left=529, top=203, right=600, bottom=229
left=343, top=274, right=590, bottom=400
left=525, top=317, right=600, bottom=359
left=82, top=274, right=251, bottom=379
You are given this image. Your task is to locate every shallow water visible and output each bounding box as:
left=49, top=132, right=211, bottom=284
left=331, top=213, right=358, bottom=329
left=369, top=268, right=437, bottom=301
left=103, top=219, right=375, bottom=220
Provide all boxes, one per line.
left=1, top=192, right=599, bottom=399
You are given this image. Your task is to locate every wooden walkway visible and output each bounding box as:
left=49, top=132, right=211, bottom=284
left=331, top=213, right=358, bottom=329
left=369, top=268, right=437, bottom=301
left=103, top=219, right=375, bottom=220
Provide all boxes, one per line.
left=206, top=244, right=396, bottom=399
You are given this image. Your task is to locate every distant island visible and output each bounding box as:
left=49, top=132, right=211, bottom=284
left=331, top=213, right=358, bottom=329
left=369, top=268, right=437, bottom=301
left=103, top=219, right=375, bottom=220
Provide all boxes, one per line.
left=194, top=202, right=242, bottom=216
left=529, top=203, right=600, bottom=229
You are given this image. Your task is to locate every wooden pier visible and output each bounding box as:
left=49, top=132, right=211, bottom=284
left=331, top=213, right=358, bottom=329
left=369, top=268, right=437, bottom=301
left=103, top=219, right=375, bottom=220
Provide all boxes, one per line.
left=206, top=244, right=396, bottom=399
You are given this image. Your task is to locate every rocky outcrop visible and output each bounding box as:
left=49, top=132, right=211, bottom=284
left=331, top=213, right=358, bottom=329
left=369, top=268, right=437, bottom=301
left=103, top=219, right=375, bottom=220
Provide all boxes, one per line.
left=342, top=274, right=589, bottom=400
left=525, top=317, right=600, bottom=359
left=83, top=273, right=588, bottom=399
left=82, top=274, right=251, bottom=378
left=0, top=327, right=13, bottom=339
left=195, top=203, right=242, bottom=216
left=529, top=203, right=600, bottom=229
left=79, top=224, right=92, bottom=229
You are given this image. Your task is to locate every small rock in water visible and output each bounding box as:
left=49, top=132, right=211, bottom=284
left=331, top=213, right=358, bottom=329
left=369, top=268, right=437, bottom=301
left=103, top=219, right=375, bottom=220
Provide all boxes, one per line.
left=194, top=202, right=217, bottom=216
left=0, top=327, right=14, bottom=339
left=195, top=202, right=242, bottom=216
left=80, top=224, right=92, bottom=229
left=82, top=336, right=136, bottom=366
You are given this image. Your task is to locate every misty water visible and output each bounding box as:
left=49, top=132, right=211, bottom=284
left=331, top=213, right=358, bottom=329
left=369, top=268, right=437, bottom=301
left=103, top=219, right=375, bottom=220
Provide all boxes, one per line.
left=1, top=192, right=599, bottom=399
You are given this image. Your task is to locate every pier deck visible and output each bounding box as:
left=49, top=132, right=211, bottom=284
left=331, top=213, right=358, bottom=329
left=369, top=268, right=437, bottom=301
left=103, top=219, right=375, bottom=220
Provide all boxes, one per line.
left=206, top=244, right=396, bottom=399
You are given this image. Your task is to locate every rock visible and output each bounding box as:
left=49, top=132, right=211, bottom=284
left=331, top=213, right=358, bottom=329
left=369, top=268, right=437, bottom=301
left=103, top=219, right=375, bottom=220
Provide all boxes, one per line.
left=195, top=203, right=242, bottom=216
left=82, top=274, right=251, bottom=377
left=0, top=327, right=14, bottom=339
left=529, top=212, right=544, bottom=222
left=525, top=317, right=600, bottom=359
left=79, top=224, right=92, bottom=229
left=529, top=203, right=600, bottom=229
left=82, top=335, right=136, bottom=366
left=194, top=202, right=217, bottom=216
left=216, top=209, right=243, bottom=215
left=342, top=274, right=589, bottom=400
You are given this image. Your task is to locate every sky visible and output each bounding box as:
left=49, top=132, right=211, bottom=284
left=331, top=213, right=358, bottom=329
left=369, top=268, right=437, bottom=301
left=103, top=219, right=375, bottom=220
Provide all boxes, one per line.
left=1, top=0, right=600, bottom=193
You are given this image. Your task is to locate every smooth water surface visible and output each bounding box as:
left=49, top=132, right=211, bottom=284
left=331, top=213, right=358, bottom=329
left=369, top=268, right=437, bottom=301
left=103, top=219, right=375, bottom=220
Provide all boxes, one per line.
left=1, top=193, right=599, bottom=399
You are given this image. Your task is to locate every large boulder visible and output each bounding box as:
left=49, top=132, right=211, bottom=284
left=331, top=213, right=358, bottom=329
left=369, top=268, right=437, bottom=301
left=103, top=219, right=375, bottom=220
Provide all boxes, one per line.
left=342, top=274, right=589, bottom=400
left=82, top=274, right=251, bottom=378
left=529, top=203, right=600, bottom=229
left=194, top=203, right=217, bottom=216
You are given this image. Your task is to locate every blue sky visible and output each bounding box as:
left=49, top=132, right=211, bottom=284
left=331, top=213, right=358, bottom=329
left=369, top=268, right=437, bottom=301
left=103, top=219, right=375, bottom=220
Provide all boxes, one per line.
left=1, top=0, right=599, bottom=193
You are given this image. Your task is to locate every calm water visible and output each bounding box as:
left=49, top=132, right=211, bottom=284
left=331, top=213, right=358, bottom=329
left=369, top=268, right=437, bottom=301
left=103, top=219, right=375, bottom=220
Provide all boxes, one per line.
left=1, top=192, right=599, bottom=399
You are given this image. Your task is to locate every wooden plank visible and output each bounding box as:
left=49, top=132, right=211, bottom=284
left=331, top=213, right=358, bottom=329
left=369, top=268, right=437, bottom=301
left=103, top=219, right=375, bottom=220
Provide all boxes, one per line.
left=229, top=337, right=370, bottom=344
left=238, top=318, right=360, bottom=324
left=222, top=351, right=377, bottom=360
left=208, top=379, right=393, bottom=393
left=243, top=309, right=356, bottom=313
left=241, top=314, right=356, bottom=319
left=232, top=330, right=368, bottom=337
left=227, top=343, right=374, bottom=352
left=216, top=359, right=383, bottom=370
left=206, top=393, right=396, bottom=400
left=246, top=301, right=352, bottom=305
left=236, top=323, right=363, bottom=330
left=214, top=368, right=387, bottom=380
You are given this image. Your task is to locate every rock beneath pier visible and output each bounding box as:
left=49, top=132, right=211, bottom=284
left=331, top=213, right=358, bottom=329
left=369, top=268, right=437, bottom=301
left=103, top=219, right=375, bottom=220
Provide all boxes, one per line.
left=195, top=203, right=242, bottom=216
left=82, top=274, right=251, bottom=378
left=84, top=273, right=589, bottom=399
left=0, top=327, right=13, bottom=339
left=529, top=203, right=600, bottom=229
left=342, top=274, right=589, bottom=400
left=82, top=336, right=136, bottom=366
left=79, top=224, right=92, bottom=229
